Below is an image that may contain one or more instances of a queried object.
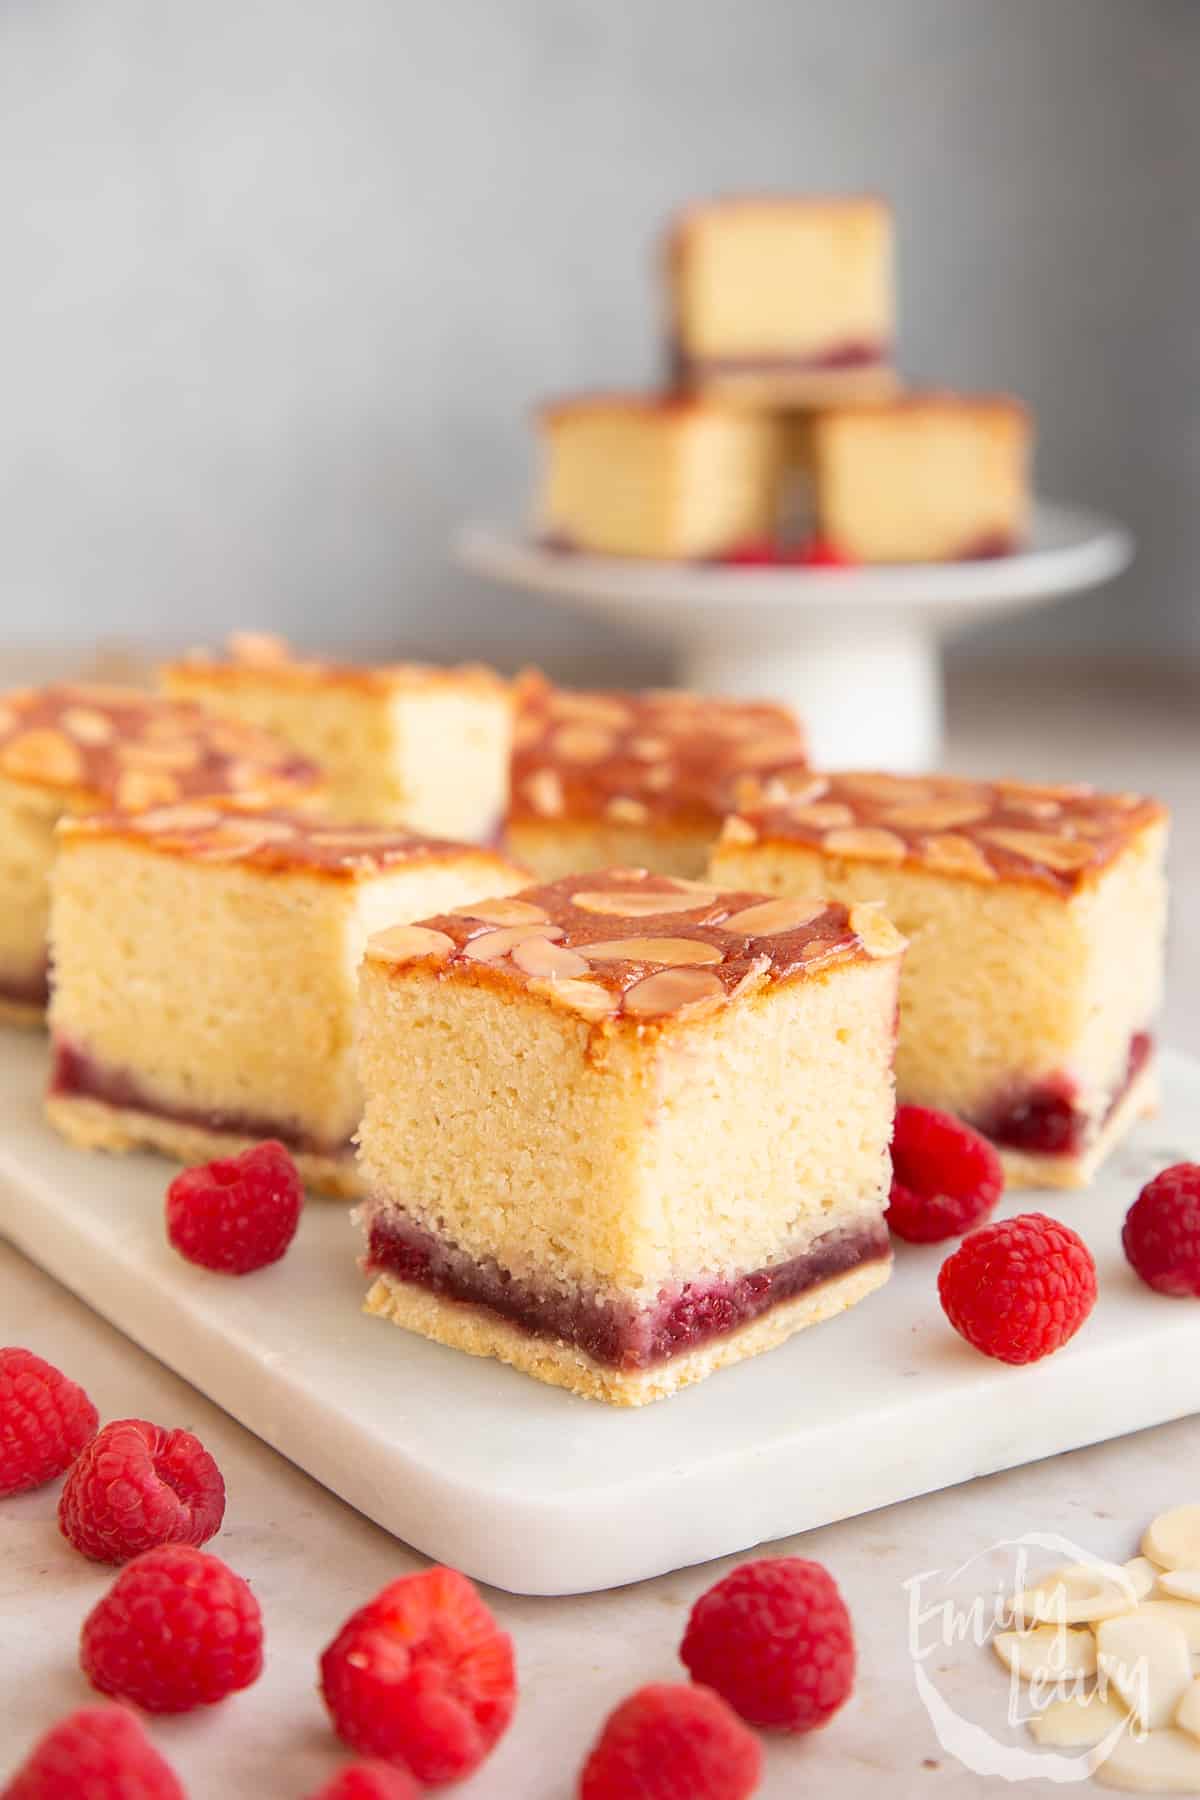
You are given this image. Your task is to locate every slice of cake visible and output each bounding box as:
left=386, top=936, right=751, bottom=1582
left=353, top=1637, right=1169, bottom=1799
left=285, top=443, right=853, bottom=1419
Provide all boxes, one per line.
left=46, top=807, right=530, bottom=1196
left=357, top=869, right=903, bottom=1404
left=508, top=673, right=809, bottom=880
left=666, top=195, right=898, bottom=407
left=0, top=683, right=320, bottom=1026
left=809, top=395, right=1031, bottom=562
left=711, top=772, right=1168, bottom=1187
left=536, top=395, right=779, bottom=559
left=161, top=634, right=513, bottom=840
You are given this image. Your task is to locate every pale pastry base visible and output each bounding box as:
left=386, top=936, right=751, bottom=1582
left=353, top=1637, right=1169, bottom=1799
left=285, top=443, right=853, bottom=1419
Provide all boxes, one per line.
left=0, top=996, right=45, bottom=1029
left=44, top=1093, right=360, bottom=1200
left=995, top=1059, right=1159, bottom=1191
left=363, top=1255, right=892, bottom=1407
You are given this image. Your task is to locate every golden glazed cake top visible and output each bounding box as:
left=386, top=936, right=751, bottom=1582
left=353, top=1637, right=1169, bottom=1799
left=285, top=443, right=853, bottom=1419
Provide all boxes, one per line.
left=164, top=632, right=509, bottom=700
left=510, top=675, right=809, bottom=830
left=721, top=771, right=1167, bottom=895
left=58, top=803, right=519, bottom=881
left=365, top=867, right=904, bottom=1027
left=0, top=683, right=321, bottom=810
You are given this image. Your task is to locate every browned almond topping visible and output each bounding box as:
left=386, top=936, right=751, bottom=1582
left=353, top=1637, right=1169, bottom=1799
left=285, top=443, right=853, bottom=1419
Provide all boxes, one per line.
left=0, top=685, right=319, bottom=806
left=570, top=888, right=714, bottom=917
left=823, top=825, right=908, bottom=862
left=720, top=815, right=758, bottom=846
left=606, top=796, right=650, bottom=825
left=785, top=801, right=856, bottom=830
left=115, top=770, right=181, bottom=812
left=849, top=903, right=907, bottom=959
left=722, top=896, right=827, bottom=936
left=462, top=898, right=550, bottom=926
left=510, top=672, right=807, bottom=827
left=368, top=924, right=456, bottom=962
left=546, top=692, right=633, bottom=730
left=727, top=954, right=772, bottom=1001
left=133, top=803, right=226, bottom=833
left=881, top=799, right=990, bottom=830
left=553, top=725, right=615, bottom=763
left=463, top=924, right=566, bottom=961
left=527, top=976, right=615, bottom=1018
left=580, top=935, right=725, bottom=967
left=400, top=873, right=886, bottom=1023
left=523, top=768, right=564, bottom=818
left=61, top=707, right=117, bottom=746
left=725, top=769, right=1164, bottom=893
left=979, top=829, right=1099, bottom=872
left=3, top=729, right=87, bottom=786
left=510, top=937, right=592, bottom=979
left=623, top=967, right=726, bottom=1018
left=921, top=833, right=998, bottom=881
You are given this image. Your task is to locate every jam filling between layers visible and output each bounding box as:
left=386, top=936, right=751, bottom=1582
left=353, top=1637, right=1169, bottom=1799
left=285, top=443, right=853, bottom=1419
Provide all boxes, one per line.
left=0, top=965, right=49, bottom=1008
left=669, top=338, right=891, bottom=379
left=974, top=1032, right=1153, bottom=1158
left=365, top=1211, right=891, bottom=1371
left=48, top=1040, right=354, bottom=1161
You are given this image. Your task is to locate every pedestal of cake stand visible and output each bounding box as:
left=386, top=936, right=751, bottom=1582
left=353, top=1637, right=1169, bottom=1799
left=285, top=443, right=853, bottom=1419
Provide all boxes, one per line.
left=455, top=503, right=1133, bottom=771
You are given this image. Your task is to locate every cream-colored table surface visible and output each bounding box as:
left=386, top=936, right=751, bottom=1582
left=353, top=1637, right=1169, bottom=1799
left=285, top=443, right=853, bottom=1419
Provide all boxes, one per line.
left=1, top=659, right=1197, bottom=1797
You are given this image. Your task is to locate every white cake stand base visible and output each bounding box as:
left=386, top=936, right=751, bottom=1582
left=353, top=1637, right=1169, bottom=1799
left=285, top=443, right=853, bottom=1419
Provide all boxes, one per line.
left=457, top=503, right=1132, bottom=770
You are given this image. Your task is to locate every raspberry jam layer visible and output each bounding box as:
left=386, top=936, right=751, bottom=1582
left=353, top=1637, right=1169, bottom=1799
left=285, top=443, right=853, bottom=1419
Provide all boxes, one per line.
left=49, top=1039, right=352, bottom=1160
left=365, top=1211, right=891, bottom=1371
left=0, top=964, right=49, bottom=1009
left=976, top=1032, right=1153, bottom=1158
left=670, top=338, right=891, bottom=381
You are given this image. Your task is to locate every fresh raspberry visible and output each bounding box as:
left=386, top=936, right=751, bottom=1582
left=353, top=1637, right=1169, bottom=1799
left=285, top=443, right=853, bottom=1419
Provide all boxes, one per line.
left=303, top=1765, right=421, bottom=1800
left=319, top=1566, right=516, bottom=1785
left=1123, top=1163, right=1200, bottom=1295
left=938, top=1212, right=1097, bottom=1363
left=886, top=1105, right=1004, bottom=1244
left=59, top=1418, right=225, bottom=1563
left=579, top=1683, right=761, bottom=1800
left=0, top=1704, right=186, bottom=1799
left=0, top=1347, right=98, bottom=1497
left=722, top=539, right=779, bottom=567
left=80, top=1543, right=263, bottom=1713
left=787, top=538, right=854, bottom=567
left=166, top=1140, right=303, bottom=1274
left=680, top=1556, right=855, bottom=1732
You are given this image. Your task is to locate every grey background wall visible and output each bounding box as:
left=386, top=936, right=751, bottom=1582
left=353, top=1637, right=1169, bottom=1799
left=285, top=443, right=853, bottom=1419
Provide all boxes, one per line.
left=0, top=0, right=1196, bottom=676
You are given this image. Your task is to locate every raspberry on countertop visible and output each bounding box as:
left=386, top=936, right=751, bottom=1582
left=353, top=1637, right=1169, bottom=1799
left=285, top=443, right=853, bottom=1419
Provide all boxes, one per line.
left=680, top=1557, right=856, bottom=1732
left=0, top=1347, right=98, bottom=1497
left=886, top=1106, right=1004, bottom=1244
left=59, top=1418, right=225, bottom=1563
left=578, top=1682, right=762, bottom=1800
left=319, top=1566, right=516, bottom=1786
left=80, top=1544, right=263, bottom=1713
left=0, top=1705, right=186, bottom=1800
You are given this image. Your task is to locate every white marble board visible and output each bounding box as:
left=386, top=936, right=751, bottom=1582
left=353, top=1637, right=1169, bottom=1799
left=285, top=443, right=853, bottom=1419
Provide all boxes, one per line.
left=1, top=1035, right=1198, bottom=1598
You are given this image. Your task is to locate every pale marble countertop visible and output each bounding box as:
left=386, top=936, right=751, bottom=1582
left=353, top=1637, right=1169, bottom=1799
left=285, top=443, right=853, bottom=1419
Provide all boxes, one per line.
left=1, top=659, right=1197, bottom=1797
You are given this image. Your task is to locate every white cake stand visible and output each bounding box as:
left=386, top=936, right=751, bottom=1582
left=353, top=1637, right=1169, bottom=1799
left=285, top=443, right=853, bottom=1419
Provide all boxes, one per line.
left=456, top=502, right=1132, bottom=770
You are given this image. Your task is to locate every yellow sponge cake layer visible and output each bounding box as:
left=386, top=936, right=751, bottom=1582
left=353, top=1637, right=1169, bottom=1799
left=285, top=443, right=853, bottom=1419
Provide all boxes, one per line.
left=811, top=394, right=1031, bottom=562
left=667, top=196, right=896, bottom=405
left=162, top=634, right=512, bottom=840
left=357, top=869, right=903, bottom=1404
left=536, top=395, right=779, bottom=559
left=46, top=806, right=529, bottom=1195
left=0, top=682, right=320, bottom=1023
left=508, top=674, right=808, bottom=878
left=712, top=772, right=1168, bottom=1187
